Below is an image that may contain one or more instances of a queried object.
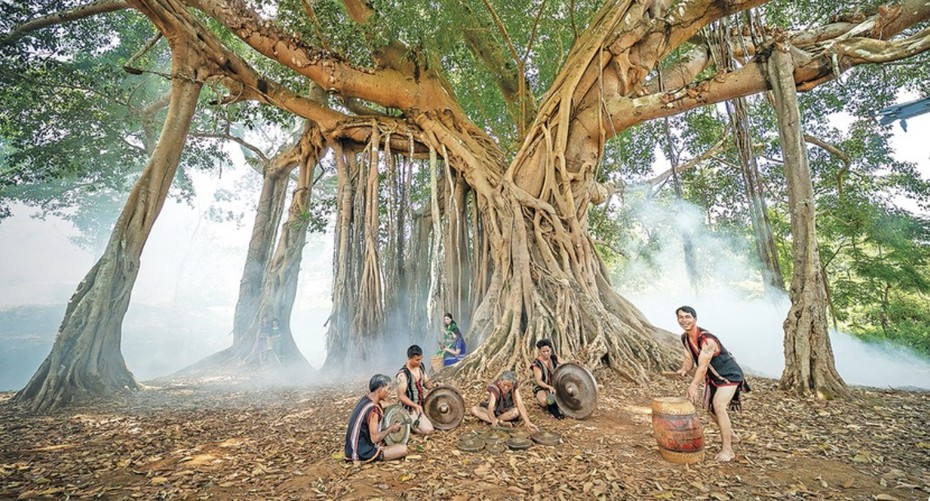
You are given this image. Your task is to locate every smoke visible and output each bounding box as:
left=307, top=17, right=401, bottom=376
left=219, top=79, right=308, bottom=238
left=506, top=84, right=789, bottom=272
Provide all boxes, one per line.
left=0, top=167, right=333, bottom=390
left=616, top=195, right=930, bottom=390
left=3, top=167, right=929, bottom=391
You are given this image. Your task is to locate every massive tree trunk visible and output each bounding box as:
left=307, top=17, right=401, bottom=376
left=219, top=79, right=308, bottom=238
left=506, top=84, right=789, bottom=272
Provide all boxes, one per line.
left=183, top=125, right=326, bottom=374
left=13, top=47, right=204, bottom=412
left=432, top=0, right=704, bottom=378
left=246, top=128, right=326, bottom=368
left=231, top=147, right=298, bottom=343
left=766, top=43, right=848, bottom=399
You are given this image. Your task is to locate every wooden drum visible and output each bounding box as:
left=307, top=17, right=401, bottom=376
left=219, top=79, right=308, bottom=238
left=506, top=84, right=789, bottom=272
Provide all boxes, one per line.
left=651, top=397, right=705, bottom=464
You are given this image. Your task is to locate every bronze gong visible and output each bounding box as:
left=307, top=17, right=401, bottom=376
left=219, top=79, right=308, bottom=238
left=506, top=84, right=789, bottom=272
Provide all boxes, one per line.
left=530, top=430, right=562, bottom=446
left=506, top=436, right=534, bottom=450
left=382, top=404, right=411, bottom=446
left=482, top=429, right=510, bottom=444
left=456, top=436, right=485, bottom=453
left=423, top=386, right=466, bottom=431
left=485, top=442, right=507, bottom=454
left=553, top=362, right=598, bottom=419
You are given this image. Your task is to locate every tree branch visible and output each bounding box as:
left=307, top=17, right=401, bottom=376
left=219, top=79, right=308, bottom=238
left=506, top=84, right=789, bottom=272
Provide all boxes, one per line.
left=4, top=0, right=129, bottom=42
left=481, top=0, right=521, bottom=66
left=185, top=0, right=458, bottom=113
left=646, top=130, right=731, bottom=188
left=834, top=26, right=930, bottom=66
left=459, top=16, right=537, bottom=132
left=803, top=133, right=851, bottom=196
left=131, top=0, right=350, bottom=130
left=642, top=45, right=711, bottom=95
left=803, top=134, right=849, bottom=166
left=602, top=0, right=930, bottom=137
left=189, top=131, right=269, bottom=163
left=340, top=0, right=374, bottom=23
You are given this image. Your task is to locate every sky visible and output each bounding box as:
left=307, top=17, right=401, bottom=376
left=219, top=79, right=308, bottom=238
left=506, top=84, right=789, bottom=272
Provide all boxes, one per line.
left=0, top=107, right=929, bottom=392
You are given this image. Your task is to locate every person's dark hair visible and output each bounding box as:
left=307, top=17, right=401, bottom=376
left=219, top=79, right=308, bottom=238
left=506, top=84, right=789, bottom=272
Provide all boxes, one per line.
left=676, top=306, right=698, bottom=318
left=444, top=312, right=454, bottom=322
left=536, top=338, right=553, bottom=350
left=369, top=374, right=392, bottom=392
left=407, top=344, right=423, bottom=358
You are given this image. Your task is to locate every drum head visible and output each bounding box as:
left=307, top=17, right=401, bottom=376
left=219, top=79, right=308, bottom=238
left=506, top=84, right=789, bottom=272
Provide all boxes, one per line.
left=423, top=386, right=466, bottom=431
left=530, top=430, right=562, bottom=446
left=651, top=396, right=695, bottom=415
left=553, top=362, right=598, bottom=419
left=456, top=436, right=485, bottom=453
left=382, top=404, right=410, bottom=446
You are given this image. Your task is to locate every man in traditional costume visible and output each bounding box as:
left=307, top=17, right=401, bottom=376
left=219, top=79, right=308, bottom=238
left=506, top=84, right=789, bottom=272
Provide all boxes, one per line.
left=344, top=374, right=408, bottom=462
left=675, top=305, right=751, bottom=462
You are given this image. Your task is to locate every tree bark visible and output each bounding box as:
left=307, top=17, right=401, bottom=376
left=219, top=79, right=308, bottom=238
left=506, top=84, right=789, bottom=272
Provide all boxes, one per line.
left=247, top=128, right=326, bottom=368
left=231, top=147, right=298, bottom=342
left=183, top=125, right=327, bottom=375
left=322, top=143, right=360, bottom=372
left=13, top=47, right=203, bottom=413
left=766, top=43, right=848, bottom=399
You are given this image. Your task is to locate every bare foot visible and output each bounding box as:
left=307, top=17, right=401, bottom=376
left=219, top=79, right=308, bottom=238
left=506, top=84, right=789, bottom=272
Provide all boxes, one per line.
left=731, top=432, right=741, bottom=444
left=716, top=449, right=736, bottom=462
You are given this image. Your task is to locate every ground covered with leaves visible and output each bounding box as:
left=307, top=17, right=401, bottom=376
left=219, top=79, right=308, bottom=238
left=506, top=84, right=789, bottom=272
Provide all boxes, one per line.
left=1, top=370, right=928, bottom=500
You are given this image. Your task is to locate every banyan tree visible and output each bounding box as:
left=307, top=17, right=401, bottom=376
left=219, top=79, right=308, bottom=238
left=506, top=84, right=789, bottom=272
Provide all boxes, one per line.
left=4, top=0, right=930, bottom=411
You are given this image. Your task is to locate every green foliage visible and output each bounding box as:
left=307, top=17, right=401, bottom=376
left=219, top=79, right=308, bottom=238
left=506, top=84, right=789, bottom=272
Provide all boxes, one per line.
left=585, top=2, right=930, bottom=357
left=0, top=6, right=304, bottom=248
left=854, top=294, right=930, bottom=357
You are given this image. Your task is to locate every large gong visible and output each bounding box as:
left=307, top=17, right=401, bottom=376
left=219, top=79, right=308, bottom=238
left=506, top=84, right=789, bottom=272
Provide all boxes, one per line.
left=553, top=362, right=598, bottom=419
left=423, top=386, right=466, bottom=430
left=382, top=404, right=411, bottom=445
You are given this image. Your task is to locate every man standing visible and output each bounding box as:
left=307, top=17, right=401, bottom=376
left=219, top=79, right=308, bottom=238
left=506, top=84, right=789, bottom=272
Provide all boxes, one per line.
left=675, top=305, right=750, bottom=462
left=345, top=374, right=409, bottom=462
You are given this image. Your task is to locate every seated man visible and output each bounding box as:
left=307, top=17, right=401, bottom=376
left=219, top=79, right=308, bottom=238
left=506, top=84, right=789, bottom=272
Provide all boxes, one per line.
left=470, top=371, right=538, bottom=431
left=396, top=344, right=441, bottom=435
left=531, top=338, right=566, bottom=418
left=345, top=374, right=409, bottom=462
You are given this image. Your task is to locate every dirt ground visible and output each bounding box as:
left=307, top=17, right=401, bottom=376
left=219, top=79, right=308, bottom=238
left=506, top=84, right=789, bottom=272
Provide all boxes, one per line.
left=1, top=369, right=928, bottom=500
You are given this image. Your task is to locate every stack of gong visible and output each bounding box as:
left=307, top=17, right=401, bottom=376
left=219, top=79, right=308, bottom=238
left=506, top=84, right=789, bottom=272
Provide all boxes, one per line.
left=456, top=428, right=563, bottom=453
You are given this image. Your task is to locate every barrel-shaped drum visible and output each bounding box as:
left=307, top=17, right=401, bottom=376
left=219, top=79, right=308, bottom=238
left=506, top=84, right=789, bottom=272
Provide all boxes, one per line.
left=651, top=397, right=704, bottom=464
